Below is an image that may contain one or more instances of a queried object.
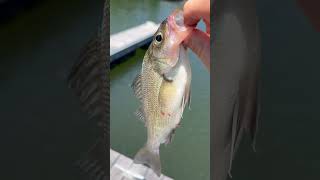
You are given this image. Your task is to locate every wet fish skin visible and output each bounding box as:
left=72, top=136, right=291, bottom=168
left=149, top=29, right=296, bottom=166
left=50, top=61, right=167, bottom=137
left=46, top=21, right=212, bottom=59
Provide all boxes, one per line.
left=131, top=10, right=192, bottom=177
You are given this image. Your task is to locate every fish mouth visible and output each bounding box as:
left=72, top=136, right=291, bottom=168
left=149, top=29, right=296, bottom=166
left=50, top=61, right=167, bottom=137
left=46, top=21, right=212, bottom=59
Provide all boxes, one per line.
left=164, top=9, right=191, bottom=67
left=167, top=9, right=188, bottom=33
left=166, top=9, right=188, bottom=46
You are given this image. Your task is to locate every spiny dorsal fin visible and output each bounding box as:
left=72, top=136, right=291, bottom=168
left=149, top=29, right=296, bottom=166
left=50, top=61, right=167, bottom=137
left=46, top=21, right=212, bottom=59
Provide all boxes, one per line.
left=131, top=73, right=143, bottom=102
left=135, top=106, right=146, bottom=124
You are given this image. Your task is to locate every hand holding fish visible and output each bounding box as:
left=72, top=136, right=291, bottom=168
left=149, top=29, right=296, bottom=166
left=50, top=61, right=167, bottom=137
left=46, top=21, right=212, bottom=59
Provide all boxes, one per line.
left=183, top=0, right=210, bottom=71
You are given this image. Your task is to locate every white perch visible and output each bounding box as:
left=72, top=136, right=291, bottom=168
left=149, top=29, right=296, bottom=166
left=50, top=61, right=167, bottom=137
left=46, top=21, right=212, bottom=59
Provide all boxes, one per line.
left=110, top=149, right=173, bottom=180
left=110, top=21, right=160, bottom=63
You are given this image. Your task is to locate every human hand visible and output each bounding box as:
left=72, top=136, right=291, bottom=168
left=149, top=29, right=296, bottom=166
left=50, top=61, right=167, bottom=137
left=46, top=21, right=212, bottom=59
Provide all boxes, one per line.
left=183, top=0, right=210, bottom=71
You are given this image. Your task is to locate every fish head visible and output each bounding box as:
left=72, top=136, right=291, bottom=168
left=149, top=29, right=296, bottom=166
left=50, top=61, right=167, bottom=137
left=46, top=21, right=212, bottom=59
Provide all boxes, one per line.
left=149, top=9, right=193, bottom=75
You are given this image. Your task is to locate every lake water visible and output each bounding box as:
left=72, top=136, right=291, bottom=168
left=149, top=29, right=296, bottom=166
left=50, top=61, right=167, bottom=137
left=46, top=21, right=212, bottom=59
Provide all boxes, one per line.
left=110, top=0, right=210, bottom=180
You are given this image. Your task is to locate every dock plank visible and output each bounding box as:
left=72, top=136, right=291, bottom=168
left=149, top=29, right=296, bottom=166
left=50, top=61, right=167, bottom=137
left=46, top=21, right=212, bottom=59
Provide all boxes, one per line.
left=110, top=165, right=124, bottom=179
left=110, top=149, right=120, bottom=167
left=145, top=169, right=164, bottom=180
left=110, top=149, right=173, bottom=180
left=162, top=176, right=174, bottom=180
left=110, top=21, right=160, bottom=62
left=128, top=163, right=149, bottom=177
left=115, top=155, right=133, bottom=170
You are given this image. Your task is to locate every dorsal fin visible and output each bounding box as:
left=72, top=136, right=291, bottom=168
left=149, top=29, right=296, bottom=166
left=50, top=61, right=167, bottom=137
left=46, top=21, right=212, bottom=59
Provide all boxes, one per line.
left=131, top=73, right=143, bottom=102
left=135, top=106, right=146, bottom=124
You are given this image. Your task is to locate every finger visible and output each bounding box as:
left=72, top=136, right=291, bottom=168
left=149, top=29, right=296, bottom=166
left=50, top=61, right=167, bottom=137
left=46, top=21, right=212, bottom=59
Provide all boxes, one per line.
left=184, top=29, right=210, bottom=71
left=183, top=0, right=210, bottom=27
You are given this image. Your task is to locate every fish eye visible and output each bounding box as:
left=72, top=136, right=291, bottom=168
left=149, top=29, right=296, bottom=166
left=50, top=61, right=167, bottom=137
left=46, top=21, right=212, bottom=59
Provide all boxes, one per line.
left=155, top=33, right=163, bottom=43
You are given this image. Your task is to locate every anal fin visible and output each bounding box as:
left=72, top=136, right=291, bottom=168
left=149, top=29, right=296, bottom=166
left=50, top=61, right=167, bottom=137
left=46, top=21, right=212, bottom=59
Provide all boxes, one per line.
left=164, top=128, right=177, bottom=145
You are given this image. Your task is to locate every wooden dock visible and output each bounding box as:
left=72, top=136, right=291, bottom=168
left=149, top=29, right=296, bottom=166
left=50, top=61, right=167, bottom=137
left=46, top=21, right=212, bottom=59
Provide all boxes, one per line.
left=110, top=149, right=173, bottom=180
left=110, top=21, right=160, bottom=63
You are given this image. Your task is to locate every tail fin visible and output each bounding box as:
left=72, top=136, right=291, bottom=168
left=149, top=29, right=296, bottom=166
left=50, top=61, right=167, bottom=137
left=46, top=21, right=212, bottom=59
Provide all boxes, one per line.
left=133, top=145, right=161, bottom=177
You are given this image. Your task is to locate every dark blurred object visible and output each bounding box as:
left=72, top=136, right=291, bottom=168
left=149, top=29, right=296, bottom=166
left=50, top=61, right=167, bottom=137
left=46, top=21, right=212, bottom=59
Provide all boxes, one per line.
left=297, top=0, right=320, bottom=32
left=67, top=0, right=109, bottom=179
left=0, top=0, right=40, bottom=24
left=213, top=0, right=260, bottom=179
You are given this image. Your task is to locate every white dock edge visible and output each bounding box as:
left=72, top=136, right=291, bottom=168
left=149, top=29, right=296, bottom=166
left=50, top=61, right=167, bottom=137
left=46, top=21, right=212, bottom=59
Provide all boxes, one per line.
left=110, top=149, right=173, bottom=180
left=110, top=21, right=160, bottom=63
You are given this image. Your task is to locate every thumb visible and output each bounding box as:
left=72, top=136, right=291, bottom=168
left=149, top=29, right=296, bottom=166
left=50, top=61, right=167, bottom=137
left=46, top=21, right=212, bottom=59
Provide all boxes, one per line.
left=184, top=29, right=210, bottom=71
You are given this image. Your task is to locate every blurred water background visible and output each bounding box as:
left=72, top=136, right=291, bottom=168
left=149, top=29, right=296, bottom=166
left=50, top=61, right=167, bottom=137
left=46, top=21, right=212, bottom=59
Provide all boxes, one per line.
left=110, top=0, right=210, bottom=180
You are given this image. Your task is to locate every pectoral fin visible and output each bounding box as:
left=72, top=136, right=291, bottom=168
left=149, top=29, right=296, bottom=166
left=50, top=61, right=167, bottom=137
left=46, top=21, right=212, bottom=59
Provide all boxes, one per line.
left=163, top=70, right=176, bottom=82
left=180, top=83, right=191, bottom=110
left=185, top=85, right=191, bottom=109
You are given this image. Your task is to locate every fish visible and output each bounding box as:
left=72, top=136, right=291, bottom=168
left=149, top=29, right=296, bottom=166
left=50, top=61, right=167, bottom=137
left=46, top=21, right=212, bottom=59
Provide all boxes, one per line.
left=131, top=9, right=193, bottom=177
left=67, top=1, right=109, bottom=180
left=212, top=0, right=261, bottom=179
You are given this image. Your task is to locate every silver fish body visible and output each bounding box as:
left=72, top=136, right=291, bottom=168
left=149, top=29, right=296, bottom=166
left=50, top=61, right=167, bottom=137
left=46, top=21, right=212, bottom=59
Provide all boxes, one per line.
left=132, top=39, right=192, bottom=177
left=131, top=9, right=193, bottom=177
